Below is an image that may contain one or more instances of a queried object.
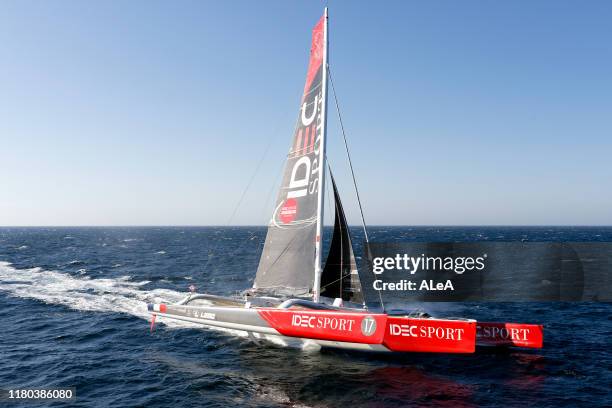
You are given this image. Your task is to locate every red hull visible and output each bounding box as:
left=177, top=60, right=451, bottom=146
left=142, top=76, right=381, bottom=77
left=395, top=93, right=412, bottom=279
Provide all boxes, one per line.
left=476, top=322, right=544, bottom=348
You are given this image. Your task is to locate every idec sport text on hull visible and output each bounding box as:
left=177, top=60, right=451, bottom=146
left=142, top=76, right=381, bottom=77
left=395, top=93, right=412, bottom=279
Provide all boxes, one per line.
left=286, top=90, right=324, bottom=201
left=477, top=325, right=531, bottom=342
left=292, top=314, right=356, bottom=332
left=389, top=323, right=465, bottom=341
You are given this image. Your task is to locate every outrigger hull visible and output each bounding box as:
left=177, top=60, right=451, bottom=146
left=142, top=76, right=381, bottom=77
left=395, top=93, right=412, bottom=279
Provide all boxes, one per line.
left=148, top=297, right=543, bottom=353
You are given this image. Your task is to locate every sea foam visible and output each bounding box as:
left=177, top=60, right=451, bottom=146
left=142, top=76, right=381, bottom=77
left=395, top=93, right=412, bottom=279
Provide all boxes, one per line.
left=0, top=261, right=195, bottom=329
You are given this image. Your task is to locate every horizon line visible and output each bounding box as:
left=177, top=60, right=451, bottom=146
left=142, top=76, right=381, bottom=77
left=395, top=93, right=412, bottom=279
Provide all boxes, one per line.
left=1, top=224, right=611, bottom=228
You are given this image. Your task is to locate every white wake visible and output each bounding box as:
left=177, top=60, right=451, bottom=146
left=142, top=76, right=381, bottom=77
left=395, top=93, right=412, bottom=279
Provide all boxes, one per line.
left=0, top=261, right=195, bottom=328
left=0, top=261, right=326, bottom=349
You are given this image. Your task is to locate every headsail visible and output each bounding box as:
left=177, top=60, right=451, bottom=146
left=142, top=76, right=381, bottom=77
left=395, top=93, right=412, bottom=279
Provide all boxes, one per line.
left=253, top=11, right=329, bottom=298
left=320, top=173, right=364, bottom=303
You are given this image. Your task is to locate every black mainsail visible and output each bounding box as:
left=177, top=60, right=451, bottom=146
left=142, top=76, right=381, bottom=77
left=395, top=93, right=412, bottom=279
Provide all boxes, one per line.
left=320, top=173, right=364, bottom=303
left=253, top=11, right=329, bottom=298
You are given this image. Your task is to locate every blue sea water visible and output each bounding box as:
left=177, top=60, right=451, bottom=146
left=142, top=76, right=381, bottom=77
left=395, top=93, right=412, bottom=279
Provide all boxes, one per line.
left=0, top=226, right=610, bottom=407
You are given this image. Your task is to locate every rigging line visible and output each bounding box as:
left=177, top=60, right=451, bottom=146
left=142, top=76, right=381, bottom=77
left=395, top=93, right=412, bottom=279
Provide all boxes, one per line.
left=320, top=271, right=353, bottom=292
left=245, top=157, right=290, bottom=287
left=226, top=102, right=301, bottom=226
left=319, top=260, right=360, bottom=293
left=327, top=65, right=369, bottom=243
left=338, top=176, right=344, bottom=298
left=221, top=160, right=284, bottom=264
left=328, top=65, right=384, bottom=311
left=212, top=154, right=291, bottom=290
left=201, top=109, right=296, bottom=279
left=323, top=163, right=361, bottom=302
left=329, top=166, right=345, bottom=297
left=325, top=161, right=334, bottom=230
left=261, top=158, right=288, bottom=226
left=258, top=230, right=303, bottom=288
left=226, top=136, right=275, bottom=226
left=321, top=163, right=335, bottom=294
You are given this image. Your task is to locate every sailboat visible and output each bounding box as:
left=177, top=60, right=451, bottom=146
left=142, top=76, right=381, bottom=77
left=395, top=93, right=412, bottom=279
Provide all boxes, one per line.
left=147, top=9, right=543, bottom=353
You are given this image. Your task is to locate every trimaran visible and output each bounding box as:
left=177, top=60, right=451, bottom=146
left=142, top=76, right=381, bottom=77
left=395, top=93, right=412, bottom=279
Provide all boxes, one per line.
left=148, top=9, right=543, bottom=353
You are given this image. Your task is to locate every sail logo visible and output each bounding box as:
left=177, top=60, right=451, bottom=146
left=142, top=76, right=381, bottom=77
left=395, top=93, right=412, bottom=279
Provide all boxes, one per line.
left=278, top=89, right=324, bottom=225
left=389, top=323, right=465, bottom=341
left=279, top=198, right=298, bottom=224
left=287, top=92, right=323, bottom=200
left=291, top=314, right=356, bottom=332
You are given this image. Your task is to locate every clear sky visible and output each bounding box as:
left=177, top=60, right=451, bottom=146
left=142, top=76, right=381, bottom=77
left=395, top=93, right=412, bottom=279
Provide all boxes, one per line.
left=1, top=0, right=610, bottom=226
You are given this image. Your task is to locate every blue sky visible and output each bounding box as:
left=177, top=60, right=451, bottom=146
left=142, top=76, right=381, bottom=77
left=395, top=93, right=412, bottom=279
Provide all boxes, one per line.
left=1, top=0, right=610, bottom=226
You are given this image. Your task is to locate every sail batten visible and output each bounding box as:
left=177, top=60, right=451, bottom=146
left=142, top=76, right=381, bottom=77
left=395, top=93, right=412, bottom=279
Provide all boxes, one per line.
left=253, top=11, right=328, bottom=298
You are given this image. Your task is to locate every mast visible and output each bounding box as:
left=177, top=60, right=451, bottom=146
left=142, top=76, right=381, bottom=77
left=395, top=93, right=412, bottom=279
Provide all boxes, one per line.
left=254, top=9, right=329, bottom=299
left=313, top=7, right=329, bottom=302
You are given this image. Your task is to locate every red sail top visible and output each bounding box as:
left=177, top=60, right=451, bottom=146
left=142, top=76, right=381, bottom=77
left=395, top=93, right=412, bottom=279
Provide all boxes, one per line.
left=303, top=15, right=325, bottom=99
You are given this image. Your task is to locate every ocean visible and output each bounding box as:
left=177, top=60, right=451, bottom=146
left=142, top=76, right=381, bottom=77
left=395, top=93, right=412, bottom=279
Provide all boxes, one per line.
left=0, top=226, right=610, bottom=407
